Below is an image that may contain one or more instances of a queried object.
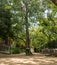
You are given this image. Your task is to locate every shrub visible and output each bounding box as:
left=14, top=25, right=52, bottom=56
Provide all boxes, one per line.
left=11, top=47, right=21, bottom=54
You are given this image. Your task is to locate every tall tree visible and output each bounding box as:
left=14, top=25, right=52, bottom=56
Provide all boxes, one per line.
left=20, top=0, right=32, bottom=55
left=1, top=0, right=57, bottom=54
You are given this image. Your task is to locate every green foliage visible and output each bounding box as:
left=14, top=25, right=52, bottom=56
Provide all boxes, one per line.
left=11, top=47, right=21, bottom=54
left=47, top=40, right=57, bottom=48
left=0, top=6, right=13, bottom=39
left=0, top=0, right=57, bottom=54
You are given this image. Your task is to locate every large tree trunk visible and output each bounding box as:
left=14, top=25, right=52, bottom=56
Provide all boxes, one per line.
left=25, top=3, right=32, bottom=55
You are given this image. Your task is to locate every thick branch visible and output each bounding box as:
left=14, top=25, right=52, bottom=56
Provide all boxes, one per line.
left=51, top=0, right=57, bottom=6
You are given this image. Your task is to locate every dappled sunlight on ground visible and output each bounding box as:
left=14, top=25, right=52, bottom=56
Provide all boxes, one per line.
left=0, top=53, right=57, bottom=65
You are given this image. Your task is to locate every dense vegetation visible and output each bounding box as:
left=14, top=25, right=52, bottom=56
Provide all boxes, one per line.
left=0, top=0, right=57, bottom=55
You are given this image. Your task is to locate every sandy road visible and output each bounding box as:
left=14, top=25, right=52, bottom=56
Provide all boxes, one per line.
left=0, top=53, right=57, bottom=65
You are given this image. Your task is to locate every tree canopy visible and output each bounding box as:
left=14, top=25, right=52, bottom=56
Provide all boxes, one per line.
left=0, top=0, right=57, bottom=55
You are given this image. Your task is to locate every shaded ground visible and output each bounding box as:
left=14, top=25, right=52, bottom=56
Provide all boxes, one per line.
left=0, top=53, right=57, bottom=65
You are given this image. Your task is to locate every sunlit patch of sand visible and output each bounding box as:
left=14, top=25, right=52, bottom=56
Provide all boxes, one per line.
left=0, top=53, right=57, bottom=65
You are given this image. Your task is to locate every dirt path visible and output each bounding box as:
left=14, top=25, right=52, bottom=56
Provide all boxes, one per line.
left=0, top=53, right=57, bottom=65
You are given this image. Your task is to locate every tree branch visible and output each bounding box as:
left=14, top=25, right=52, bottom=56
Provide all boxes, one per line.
left=51, top=0, right=57, bottom=6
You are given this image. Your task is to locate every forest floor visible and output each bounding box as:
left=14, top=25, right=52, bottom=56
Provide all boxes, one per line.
left=0, top=53, right=57, bottom=65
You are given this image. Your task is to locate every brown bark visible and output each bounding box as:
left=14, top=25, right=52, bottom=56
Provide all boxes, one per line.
left=25, top=3, right=30, bottom=49
left=25, top=3, right=32, bottom=55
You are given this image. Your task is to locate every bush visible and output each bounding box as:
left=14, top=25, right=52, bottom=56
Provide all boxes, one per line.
left=11, top=47, right=21, bottom=54
left=47, top=40, right=57, bottom=49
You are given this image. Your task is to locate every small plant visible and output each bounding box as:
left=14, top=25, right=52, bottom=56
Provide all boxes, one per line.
left=11, top=47, right=21, bottom=54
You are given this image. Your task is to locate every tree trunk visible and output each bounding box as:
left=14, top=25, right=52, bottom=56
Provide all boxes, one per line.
left=25, top=3, right=32, bottom=55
